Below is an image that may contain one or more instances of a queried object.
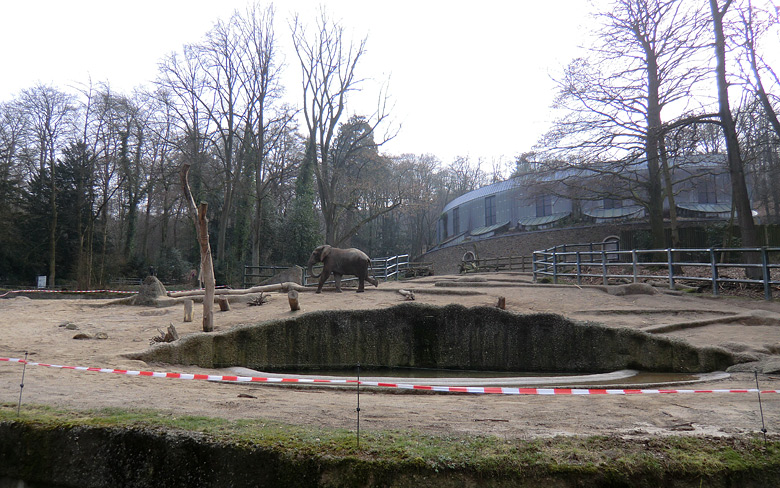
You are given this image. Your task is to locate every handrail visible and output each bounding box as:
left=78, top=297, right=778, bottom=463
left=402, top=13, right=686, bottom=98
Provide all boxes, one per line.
left=300, top=254, right=412, bottom=287
left=532, top=245, right=780, bottom=300
left=462, top=255, right=532, bottom=272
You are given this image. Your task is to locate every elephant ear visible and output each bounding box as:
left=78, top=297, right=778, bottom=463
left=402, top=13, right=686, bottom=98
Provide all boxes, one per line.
left=320, top=245, right=332, bottom=260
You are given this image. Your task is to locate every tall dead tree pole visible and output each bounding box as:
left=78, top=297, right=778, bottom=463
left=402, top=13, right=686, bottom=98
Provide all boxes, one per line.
left=180, top=163, right=215, bottom=332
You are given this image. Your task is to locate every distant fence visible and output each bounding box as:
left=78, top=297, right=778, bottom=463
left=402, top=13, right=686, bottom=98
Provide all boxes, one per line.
left=243, top=255, right=433, bottom=289
left=303, top=254, right=415, bottom=287
left=533, top=243, right=780, bottom=300
left=460, top=254, right=533, bottom=273
left=108, top=277, right=143, bottom=286
left=242, top=265, right=293, bottom=289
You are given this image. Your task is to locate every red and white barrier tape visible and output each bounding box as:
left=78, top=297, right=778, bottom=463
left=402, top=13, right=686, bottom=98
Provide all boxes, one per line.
left=1, top=284, right=234, bottom=298
left=0, top=289, right=135, bottom=297
left=3, top=357, right=779, bottom=396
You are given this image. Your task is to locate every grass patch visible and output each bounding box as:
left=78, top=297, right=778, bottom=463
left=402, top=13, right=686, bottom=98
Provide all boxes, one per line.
left=2, top=402, right=780, bottom=484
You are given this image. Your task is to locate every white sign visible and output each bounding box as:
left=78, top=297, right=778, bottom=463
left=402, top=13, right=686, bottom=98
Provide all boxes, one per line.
left=37, top=275, right=46, bottom=289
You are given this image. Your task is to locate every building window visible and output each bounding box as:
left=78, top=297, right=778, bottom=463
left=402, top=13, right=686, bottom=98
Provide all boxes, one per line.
left=452, top=207, right=460, bottom=234
left=440, top=213, right=448, bottom=239
left=604, top=198, right=623, bottom=209
left=485, top=196, right=496, bottom=226
left=698, top=176, right=717, bottom=204
left=535, top=194, right=552, bottom=217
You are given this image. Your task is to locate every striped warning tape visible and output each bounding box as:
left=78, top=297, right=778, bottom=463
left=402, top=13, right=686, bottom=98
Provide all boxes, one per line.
left=0, top=289, right=136, bottom=297
left=2, top=357, right=779, bottom=395
left=1, top=284, right=236, bottom=298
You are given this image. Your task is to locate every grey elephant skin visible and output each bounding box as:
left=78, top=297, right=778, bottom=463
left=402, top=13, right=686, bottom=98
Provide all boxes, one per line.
left=306, top=245, right=379, bottom=293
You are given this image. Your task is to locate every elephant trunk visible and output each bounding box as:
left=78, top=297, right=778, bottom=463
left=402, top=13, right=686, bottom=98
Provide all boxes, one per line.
left=307, top=257, right=321, bottom=278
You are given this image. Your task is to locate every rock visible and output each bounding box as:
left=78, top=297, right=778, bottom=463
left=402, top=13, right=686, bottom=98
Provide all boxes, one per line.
left=718, top=342, right=754, bottom=353
left=126, top=276, right=168, bottom=306
left=73, top=333, right=92, bottom=340
left=95, top=332, right=109, bottom=340
left=64, top=323, right=79, bottom=330
left=744, top=310, right=780, bottom=326
left=602, top=283, right=658, bottom=296
left=260, top=265, right=304, bottom=286
left=762, top=359, right=780, bottom=374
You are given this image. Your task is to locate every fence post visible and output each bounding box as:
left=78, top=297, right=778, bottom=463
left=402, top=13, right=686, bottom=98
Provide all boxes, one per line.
left=667, top=248, right=675, bottom=290
left=762, top=247, right=771, bottom=301
left=532, top=252, right=538, bottom=282
left=576, top=251, right=582, bottom=286
left=552, top=250, right=559, bottom=284
left=632, top=250, right=638, bottom=283
left=601, top=249, right=608, bottom=285
left=710, top=248, right=719, bottom=297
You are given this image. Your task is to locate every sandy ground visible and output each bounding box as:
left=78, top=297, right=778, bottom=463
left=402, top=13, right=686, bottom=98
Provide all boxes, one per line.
left=3, top=273, right=780, bottom=440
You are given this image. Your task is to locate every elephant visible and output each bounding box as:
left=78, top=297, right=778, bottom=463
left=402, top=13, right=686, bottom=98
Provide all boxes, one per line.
left=307, top=245, right=379, bottom=293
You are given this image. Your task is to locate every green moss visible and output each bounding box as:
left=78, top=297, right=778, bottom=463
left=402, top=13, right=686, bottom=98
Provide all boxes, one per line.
left=3, top=402, right=780, bottom=487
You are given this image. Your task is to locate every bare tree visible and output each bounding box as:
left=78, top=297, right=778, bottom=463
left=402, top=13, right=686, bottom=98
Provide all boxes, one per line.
left=19, top=84, right=75, bottom=287
left=291, top=9, right=394, bottom=246
left=540, top=0, right=707, bottom=248
left=737, top=0, right=780, bottom=140
left=235, top=3, right=293, bottom=268
left=710, top=0, right=760, bottom=262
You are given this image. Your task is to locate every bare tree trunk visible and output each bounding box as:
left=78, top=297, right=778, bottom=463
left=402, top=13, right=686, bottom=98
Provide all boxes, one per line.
left=710, top=0, right=761, bottom=278
left=181, top=163, right=215, bottom=332
left=48, top=163, right=57, bottom=288
left=741, top=4, right=780, bottom=141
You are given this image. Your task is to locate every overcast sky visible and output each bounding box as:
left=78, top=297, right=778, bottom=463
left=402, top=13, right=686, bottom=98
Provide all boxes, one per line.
left=6, top=0, right=743, bottom=167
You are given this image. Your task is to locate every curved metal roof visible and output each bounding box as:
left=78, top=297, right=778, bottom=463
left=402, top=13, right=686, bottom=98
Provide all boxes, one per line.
left=517, top=212, right=570, bottom=227
left=677, top=203, right=731, bottom=214
left=583, top=206, right=644, bottom=219
left=442, top=178, right=524, bottom=213
left=470, top=221, right=511, bottom=236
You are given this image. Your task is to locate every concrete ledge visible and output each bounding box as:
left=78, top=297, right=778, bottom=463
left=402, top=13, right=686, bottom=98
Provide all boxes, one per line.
left=127, top=304, right=743, bottom=374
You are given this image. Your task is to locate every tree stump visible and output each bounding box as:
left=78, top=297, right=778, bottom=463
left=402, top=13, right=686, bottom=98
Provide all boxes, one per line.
left=166, top=324, right=179, bottom=341
left=184, top=299, right=193, bottom=322
left=218, top=296, right=230, bottom=312
left=288, top=290, right=300, bottom=311
left=497, top=296, right=506, bottom=310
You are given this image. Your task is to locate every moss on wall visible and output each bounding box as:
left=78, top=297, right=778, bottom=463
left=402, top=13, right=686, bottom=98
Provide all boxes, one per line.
left=128, top=304, right=739, bottom=373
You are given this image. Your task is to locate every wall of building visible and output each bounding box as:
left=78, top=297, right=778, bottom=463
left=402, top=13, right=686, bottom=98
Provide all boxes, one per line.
left=420, top=220, right=726, bottom=275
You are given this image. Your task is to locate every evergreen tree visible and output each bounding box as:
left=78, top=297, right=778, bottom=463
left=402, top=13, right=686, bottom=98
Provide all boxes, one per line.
left=283, top=138, right=321, bottom=266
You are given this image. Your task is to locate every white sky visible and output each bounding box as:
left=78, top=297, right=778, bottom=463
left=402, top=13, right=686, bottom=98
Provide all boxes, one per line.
left=9, top=0, right=754, bottom=168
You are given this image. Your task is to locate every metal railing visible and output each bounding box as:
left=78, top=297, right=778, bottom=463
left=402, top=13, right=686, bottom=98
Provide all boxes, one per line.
left=243, top=265, right=292, bottom=288
left=371, top=254, right=410, bottom=281
left=461, top=255, right=532, bottom=272
left=108, top=277, right=143, bottom=286
left=533, top=245, right=780, bottom=300
left=301, top=254, right=415, bottom=287
left=244, top=254, right=432, bottom=289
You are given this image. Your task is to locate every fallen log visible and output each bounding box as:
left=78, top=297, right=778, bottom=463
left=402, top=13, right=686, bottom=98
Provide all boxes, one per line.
left=397, top=289, right=415, bottom=300
left=168, top=282, right=308, bottom=298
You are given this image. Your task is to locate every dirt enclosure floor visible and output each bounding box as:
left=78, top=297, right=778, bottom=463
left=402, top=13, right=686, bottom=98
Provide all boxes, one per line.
left=3, top=272, right=780, bottom=441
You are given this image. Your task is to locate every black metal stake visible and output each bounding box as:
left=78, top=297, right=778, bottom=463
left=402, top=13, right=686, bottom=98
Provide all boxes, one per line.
left=755, top=371, right=768, bottom=445
left=17, top=351, right=28, bottom=416
left=356, top=363, right=361, bottom=450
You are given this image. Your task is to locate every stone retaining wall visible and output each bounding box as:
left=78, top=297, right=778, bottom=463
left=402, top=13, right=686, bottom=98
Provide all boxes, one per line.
left=419, top=221, right=717, bottom=275
left=128, top=304, right=740, bottom=374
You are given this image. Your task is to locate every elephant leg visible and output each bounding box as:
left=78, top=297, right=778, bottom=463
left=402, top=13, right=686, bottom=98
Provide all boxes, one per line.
left=334, top=273, right=343, bottom=292
left=357, top=276, right=365, bottom=292
left=316, top=271, right=331, bottom=294
left=367, top=275, right=378, bottom=287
